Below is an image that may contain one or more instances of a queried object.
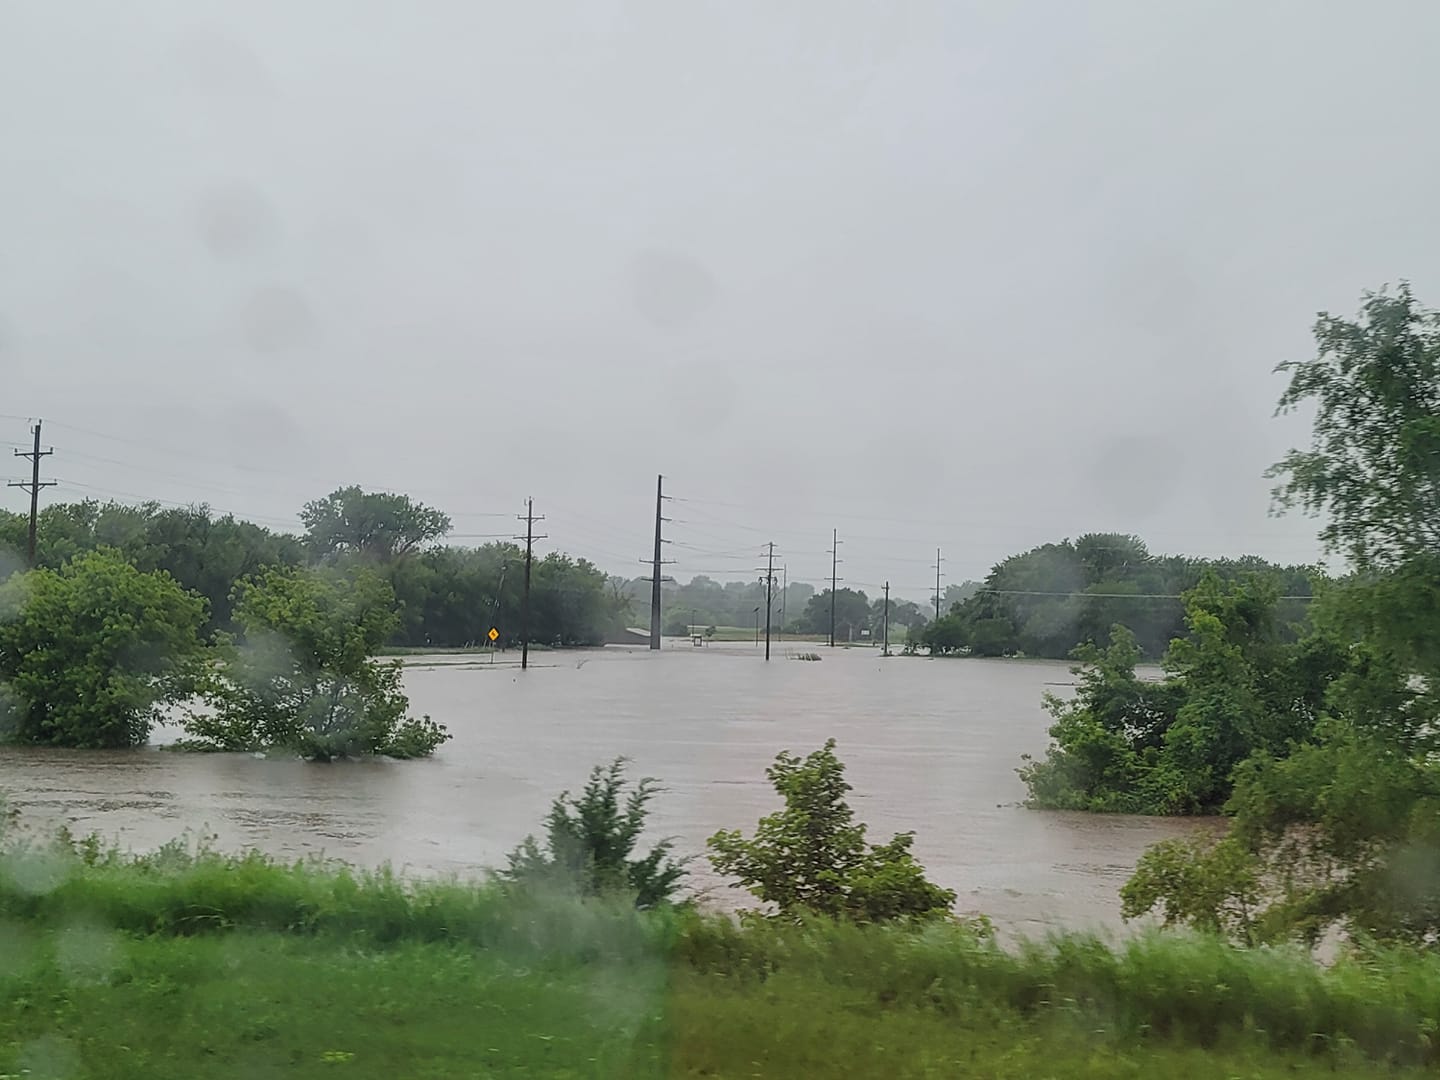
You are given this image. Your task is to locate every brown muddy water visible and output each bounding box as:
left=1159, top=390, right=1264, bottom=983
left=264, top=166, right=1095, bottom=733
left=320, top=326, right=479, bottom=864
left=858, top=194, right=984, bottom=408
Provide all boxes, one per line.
left=0, top=644, right=1213, bottom=936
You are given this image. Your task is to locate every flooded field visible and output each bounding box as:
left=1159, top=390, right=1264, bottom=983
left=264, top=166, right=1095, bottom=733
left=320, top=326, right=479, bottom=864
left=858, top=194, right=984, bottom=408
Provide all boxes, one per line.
left=0, top=645, right=1212, bottom=936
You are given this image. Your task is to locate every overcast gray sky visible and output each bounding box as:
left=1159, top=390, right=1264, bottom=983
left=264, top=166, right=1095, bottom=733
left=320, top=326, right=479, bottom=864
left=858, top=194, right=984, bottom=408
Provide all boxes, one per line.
left=2, top=0, right=1435, bottom=599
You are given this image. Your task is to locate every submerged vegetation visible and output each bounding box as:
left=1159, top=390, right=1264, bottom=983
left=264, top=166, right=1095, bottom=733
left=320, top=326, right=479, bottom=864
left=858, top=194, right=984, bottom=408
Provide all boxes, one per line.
left=708, top=739, right=956, bottom=922
left=4, top=284, right=1440, bottom=1072
left=1016, top=284, right=1440, bottom=954
left=502, top=757, right=690, bottom=908
left=179, top=565, right=449, bottom=760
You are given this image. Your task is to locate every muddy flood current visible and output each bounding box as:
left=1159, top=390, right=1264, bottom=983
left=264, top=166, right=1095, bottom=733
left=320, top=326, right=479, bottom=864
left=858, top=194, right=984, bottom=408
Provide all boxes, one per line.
left=0, top=644, right=1215, bottom=937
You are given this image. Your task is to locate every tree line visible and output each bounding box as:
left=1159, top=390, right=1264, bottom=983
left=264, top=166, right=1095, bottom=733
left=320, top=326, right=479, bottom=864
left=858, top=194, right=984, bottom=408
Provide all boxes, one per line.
left=615, top=574, right=938, bottom=641
left=0, top=485, right=630, bottom=649
left=919, top=534, right=1315, bottom=659
left=0, top=485, right=632, bottom=754
left=1025, top=283, right=1440, bottom=953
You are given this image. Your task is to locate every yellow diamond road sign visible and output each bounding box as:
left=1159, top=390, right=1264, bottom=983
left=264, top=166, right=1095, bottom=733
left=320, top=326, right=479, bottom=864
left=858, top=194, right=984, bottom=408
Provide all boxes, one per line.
left=488, top=627, right=499, bottom=642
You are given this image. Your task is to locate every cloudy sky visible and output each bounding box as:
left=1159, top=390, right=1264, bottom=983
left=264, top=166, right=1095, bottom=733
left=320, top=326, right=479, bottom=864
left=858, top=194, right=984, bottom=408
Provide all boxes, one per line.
left=2, top=1, right=1435, bottom=599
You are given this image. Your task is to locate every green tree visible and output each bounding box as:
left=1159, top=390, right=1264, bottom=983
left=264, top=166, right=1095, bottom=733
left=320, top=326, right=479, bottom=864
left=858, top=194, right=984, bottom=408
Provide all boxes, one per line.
left=124, top=506, right=305, bottom=637
left=184, top=566, right=448, bottom=760
left=503, top=758, right=689, bottom=908
left=301, top=486, right=451, bottom=562
left=707, top=739, right=955, bottom=922
left=1269, top=283, right=1440, bottom=572
left=797, top=588, right=870, bottom=642
left=1019, top=627, right=1180, bottom=813
left=1020, top=574, right=1334, bottom=815
left=1120, top=833, right=1263, bottom=944
left=1122, top=725, right=1440, bottom=947
left=921, top=612, right=969, bottom=655
left=0, top=549, right=207, bottom=748
left=1120, top=284, right=1440, bottom=944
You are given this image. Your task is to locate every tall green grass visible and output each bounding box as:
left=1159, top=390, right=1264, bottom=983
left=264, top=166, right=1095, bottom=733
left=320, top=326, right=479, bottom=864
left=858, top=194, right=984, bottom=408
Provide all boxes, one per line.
left=681, top=914, right=1440, bottom=1065
left=0, top=832, right=676, bottom=966
left=2, top=833, right=1439, bottom=1069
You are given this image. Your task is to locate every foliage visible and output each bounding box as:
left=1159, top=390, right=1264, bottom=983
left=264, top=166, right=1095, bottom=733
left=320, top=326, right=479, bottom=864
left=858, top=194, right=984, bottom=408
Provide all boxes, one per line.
left=0, top=499, right=630, bottom=650
left=6, top=835, right=1440, bottom=1073
left=0, top=922, right=1422, bottom=1078
left=1125, top=722, right=1440, bottom=948
left=1268, top=283, right=1440, bottom=572
left=615, top=574, right=817, bottom=638
left=300, top=485, right=451, bottom=562
left=794, top=588, right=872, bottom=641
left=502, top=758, right=689, bottom=908
left=1122, top=285, right=1440, bottom=945
left=183, top=566, right=449, bottom=760
left=938, top=533, right=1316, bottom=660
left=0, top=500, right=304, bottom=638
left=0, top=549, right=207, bottom=748
left=707, top=739, right=955, bottom=921
left=1121, top=833, right=1263, bottom=943
left=1020, top=574, right=1338, bottom=814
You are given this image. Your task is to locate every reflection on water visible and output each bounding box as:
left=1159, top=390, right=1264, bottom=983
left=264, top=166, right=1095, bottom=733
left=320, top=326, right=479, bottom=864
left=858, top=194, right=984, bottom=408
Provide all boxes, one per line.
left=0, top=646, right=1213, bottom=935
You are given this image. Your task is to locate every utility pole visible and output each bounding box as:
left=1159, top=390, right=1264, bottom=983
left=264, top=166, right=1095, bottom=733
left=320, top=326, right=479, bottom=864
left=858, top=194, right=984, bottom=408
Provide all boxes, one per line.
left=9, top=420, right=55, bottom=568
left=883, top=581, right=891, bottom=657
left=933, top=547, right=944, bottom=622
left=756, top=542, right=777, bottom=661
left=828, top=528, right=843, bottom=647
left=515, top=499, right=546, bottom=670
left=647, top=474, right=672, bottom=650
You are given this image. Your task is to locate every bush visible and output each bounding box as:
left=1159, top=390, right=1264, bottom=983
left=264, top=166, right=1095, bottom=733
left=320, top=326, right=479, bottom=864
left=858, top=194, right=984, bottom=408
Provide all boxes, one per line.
left=1019, top=575, right=1337, bottom=815
left=502, top=758, right=689, bottom=908
left=707, top=739, right=955, bottom=921
left=183, top=566, right=449, bottom=760
left=0, top=549, right=207, bottom=748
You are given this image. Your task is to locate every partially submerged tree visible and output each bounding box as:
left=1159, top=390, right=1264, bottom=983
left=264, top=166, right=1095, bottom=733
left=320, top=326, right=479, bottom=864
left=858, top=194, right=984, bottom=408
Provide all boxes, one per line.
left=183, top=566, right=448, bottom=760
left=0, top=549, right=207, bottom=748
left=1124, top=285, right=1440, bottom=946
left=503, top=758, right=688, bottom=908
left=1020, top=573, right=1337, bottom=815
left=708, top=740, right=955, bottom=922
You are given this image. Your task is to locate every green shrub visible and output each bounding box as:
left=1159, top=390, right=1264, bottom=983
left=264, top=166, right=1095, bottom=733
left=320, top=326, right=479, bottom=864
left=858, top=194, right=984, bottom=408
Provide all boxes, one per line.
left=0, top=549, right=207, bottom=748
left=184, top=566, right=449, bottom=759
left=502, top=758, right=689, bottom=908
left=708, top=739, right=955, bottom=922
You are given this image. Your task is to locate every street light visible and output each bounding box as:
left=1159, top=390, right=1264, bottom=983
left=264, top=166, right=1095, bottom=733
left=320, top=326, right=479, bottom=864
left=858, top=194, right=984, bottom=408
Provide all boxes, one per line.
left=753, top=606, right=760, bottom=646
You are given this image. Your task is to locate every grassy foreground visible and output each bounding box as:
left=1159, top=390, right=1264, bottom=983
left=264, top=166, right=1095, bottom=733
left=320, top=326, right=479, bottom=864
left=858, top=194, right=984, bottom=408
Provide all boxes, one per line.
left=0, top=839, right=1437, bottom=1078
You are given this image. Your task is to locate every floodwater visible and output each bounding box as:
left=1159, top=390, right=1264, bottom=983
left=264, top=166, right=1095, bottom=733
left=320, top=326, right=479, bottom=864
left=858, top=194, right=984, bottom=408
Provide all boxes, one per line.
left=0, top=644, right=1213, bottom=937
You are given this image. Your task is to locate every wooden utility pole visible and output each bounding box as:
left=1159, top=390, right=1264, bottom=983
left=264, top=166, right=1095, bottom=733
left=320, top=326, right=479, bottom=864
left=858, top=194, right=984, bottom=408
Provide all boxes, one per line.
left=933, top=547, right=944, bottom=621
left=883, top=580, right=891, bottom=657
left=648, top=474, right=670, bottom=650
left=759, top=542, right=776, bottom=661
left=9, top=420, right=54, bottom=568
left=828, top=528, right=842, bottom=647
left=515, top=499, right=546, bottom=670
